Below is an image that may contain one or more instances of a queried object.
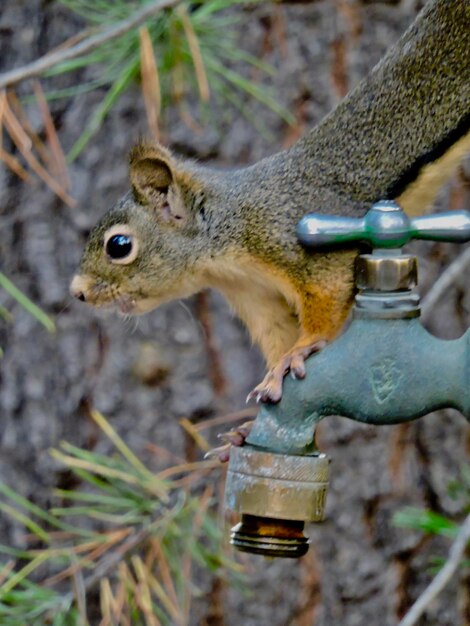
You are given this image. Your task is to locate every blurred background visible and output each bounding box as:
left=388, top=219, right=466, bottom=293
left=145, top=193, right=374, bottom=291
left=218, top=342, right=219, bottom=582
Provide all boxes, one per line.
left=0, top=1, right=469, bottom=624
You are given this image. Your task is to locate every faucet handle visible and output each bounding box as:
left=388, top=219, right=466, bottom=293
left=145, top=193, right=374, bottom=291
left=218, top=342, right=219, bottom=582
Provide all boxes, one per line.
left=297, top=200, right=470, bottom=249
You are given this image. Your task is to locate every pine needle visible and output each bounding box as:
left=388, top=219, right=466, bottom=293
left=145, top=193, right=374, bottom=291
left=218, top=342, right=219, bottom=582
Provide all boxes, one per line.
left=2, top=97, right=76, bottom=206
left=99, top=577, right=114, bottom=626
left=132, top=555, right=162, bottom=626
left=7, top=91, right=50, bottom=166
left=89, top=409, right=163, bottom=484
left=0, top=553, right=50, bottom=598
left=177, top=5, right=210, bottom=103
left=179, top=417, right=211, bottom=452
left=139, top=26, right=161, bottom=140
left=0, top=148, right=30, bottom=181
left=33, top=80, right=71, bottom=189
left=151, top=540, right=180, bottom=619
left=0, top=272, right=55, bottom=333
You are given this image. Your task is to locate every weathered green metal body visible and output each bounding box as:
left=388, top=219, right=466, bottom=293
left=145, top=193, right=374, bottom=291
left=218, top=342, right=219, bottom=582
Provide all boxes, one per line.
left=246, top=316, right=470, bottom=455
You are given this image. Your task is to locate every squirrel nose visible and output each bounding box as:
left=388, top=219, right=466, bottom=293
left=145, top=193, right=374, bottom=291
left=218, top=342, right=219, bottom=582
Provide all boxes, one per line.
left=70, top=275, right=90, bottom=302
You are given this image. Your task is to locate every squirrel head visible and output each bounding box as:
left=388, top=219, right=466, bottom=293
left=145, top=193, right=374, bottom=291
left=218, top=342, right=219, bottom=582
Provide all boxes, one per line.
left=70, top=143, right=215, bottom=315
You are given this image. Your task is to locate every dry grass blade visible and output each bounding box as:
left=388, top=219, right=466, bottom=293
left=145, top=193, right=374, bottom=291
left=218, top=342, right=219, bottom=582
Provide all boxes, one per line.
left=0, top=148, right=30, bottom=181
left=71, top=554, right=88, bottom=625
left=0, top=90, right=6, bottom=150
left=33, top=80, right=70, bottom=189
left=179, top=417, right=211, bottom=452
left=114, top=580, right=127, bottom=626
left=82, top=520, right=167, bottom=596
left=35, top=538, right=107, bottom=558
left=182, top=484, right=213, bottom=622
left=119, top=562, right=139, bottom=617
left=132, top=555, right=162, bottom=626
left=99, top=577, right=114, bottom=626
left=0, top=91, right=32, bottom=181
left=3, top=96, right=32, bottom=151
left=156, top=459, right=216, bottom=480
left=145, top=569, right=183, bottom=625
left=33, top=529, right=131, bottom=558
left=100, top=576, right=127, bottom=626
left=44, top=530, right=129, bottom=587
left=7, top=91, right=50, bottom=165
left=2, top=97, right=76, bottom=206
left=195, top=407, right=258, bottom=431
left=151, top=539, right=180, bottom=618
left=178, top=103, right=204, bottom=133
left=102, top=574, right=131, bottom=626
left=139, top=26, right=161, bottom=140
left=171, top=468, right=219, bottom=489
left=146, top=442, right=187, bottom=466
left=177, top=5, right=210, bottom=102
left=89, top=409, right=158, bottom=480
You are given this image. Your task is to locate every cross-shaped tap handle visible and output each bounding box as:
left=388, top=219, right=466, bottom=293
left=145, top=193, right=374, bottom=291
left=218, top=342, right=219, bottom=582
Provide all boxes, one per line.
left=297, top=200, right=470, bottom=249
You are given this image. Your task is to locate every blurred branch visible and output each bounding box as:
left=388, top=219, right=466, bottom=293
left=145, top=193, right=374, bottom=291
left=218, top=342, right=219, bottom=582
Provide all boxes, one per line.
left=398, top=513, right=470, bottom=626
left=0, top=0, right=180, bottom=90
left=421, top=245, right=470, bottom=322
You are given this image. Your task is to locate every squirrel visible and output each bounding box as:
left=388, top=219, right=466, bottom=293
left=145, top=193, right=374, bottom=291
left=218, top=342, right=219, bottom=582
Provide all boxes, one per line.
left=71, top=0, right=470, bottom=410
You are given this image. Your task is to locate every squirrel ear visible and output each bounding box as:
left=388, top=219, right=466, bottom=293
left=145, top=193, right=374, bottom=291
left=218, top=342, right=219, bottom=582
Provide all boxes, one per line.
left=129, top=143, right=188, bottom=224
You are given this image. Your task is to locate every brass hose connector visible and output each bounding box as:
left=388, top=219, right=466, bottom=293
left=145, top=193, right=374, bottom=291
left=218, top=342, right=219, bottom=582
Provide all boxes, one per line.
left=225, top=446, right=329, bottom=558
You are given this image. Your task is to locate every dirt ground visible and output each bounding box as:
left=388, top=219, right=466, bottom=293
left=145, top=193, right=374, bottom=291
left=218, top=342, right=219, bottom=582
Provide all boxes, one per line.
left=0, top=1, right=469, bottom=624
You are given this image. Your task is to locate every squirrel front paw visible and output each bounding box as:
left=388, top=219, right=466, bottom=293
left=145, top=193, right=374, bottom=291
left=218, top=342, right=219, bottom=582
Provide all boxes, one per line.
left=204, top=421, right=254, bottom=463
left=247, top=340, right=327, bottom=404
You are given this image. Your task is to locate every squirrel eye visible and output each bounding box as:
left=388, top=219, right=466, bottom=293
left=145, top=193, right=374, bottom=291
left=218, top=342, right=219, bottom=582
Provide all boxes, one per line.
left=106, top=234, right=133, bottom=259
left=103, top=226, right=139, bottom=265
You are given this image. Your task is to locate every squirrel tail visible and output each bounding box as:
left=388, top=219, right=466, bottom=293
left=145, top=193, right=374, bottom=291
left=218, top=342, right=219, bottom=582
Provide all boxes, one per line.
left=396, top=127, right=470, bottom=217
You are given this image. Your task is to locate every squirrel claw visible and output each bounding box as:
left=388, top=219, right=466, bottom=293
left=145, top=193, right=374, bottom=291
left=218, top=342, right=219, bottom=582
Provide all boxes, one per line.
left=248, top=379, right=283, bottom=404
left=206, top=421, right=254, bottom=463
left=248, top=340, right=327, bottom=403
left=204, top=444, right=231, bottom=463
left=246, top=391, right=263, bottom=404
left=218, top=430, right=245, bottom=447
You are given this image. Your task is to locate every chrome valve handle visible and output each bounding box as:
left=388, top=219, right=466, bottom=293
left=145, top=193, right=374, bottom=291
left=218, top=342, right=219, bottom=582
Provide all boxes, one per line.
left=297, top=200, right=470, bottom=249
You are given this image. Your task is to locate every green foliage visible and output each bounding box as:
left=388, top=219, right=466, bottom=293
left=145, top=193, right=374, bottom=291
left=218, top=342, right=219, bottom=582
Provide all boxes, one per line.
left=393, top=507, right=460, bottom=539
left=447, top=464, right=470, bottom=506
left=43, top=0, right=294, bottom=159
left=0, top=410, right=240, bottom=625
left=393, top=466, right=470, bottom=571
left=0, top=271, right=55, bottom=335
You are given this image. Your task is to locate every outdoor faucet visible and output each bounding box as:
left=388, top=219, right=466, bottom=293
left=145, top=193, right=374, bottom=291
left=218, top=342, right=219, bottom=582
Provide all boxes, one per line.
left=224, top=200, right=470, bottom=558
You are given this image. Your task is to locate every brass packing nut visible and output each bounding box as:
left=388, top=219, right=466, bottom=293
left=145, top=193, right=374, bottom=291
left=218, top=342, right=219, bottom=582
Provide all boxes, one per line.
left=356, top=254, right=417, bottom=291
left=224, top=446, right=330, bottom=522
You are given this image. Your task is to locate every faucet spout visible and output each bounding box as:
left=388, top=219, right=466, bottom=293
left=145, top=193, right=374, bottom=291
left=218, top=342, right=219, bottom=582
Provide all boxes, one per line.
left=246, top=318, right=470, bottom=455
